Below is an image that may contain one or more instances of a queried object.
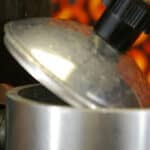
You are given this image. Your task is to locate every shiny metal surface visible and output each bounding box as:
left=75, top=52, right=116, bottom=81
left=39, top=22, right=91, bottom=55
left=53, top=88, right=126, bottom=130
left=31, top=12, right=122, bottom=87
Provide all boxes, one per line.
left=6, top=84, right=150, bottom=150
left=4, top=18, right=139, bottom=108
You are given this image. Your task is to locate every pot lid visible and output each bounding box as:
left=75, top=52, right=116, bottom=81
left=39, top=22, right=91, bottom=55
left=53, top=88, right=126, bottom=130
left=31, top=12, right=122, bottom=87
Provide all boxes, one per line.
left=4, top=18, right=139, bottom=109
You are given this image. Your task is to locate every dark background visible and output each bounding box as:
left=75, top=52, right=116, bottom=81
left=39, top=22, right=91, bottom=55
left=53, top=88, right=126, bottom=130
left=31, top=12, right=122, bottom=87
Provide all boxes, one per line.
left=0, top=0, right=50, bottom=86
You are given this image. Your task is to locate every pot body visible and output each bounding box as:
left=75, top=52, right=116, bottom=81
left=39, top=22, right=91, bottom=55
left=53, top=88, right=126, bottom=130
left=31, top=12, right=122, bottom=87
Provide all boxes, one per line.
left=6, top=84, right=150, bottom=150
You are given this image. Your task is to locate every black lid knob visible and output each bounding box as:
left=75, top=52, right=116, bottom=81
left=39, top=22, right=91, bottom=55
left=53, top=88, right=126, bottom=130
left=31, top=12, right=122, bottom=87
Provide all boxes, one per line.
left=95, top=0, right=150, bottom=52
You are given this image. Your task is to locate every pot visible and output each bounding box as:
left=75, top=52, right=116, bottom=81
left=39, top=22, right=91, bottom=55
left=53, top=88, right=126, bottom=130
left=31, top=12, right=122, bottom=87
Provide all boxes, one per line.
left=1, top=1, right=150, bottom=150
left=2, top=84, right=150, bottom=150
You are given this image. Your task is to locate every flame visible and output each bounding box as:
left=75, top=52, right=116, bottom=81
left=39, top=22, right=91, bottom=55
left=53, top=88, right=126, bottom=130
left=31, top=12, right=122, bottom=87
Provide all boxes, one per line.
left=143, top=40, right=150, bottom=54
left=128, top=48, right=148, bottom=73
left=133, top=33, right=149, bottom=47
left=52, top=0, right=89, bottom=24
left=87, top=0, right=106, bottom=21
left=51, top=0, right=105, bottom=24
left=51, top=0, right=150, bottom=84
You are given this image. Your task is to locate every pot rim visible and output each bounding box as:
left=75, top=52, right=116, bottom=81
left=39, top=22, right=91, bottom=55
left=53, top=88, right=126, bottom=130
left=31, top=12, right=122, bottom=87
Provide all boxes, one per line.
left=6, top=84, right=150, bottom=113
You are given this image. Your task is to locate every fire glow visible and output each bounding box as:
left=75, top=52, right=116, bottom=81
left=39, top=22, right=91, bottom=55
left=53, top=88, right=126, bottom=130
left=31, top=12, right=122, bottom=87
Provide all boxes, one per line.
left=51, top=0, right=150, bottom=84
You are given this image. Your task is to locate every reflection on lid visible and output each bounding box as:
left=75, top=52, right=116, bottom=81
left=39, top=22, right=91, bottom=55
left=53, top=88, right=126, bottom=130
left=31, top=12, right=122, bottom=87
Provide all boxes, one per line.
left=31, top=49, right=75, bottom=81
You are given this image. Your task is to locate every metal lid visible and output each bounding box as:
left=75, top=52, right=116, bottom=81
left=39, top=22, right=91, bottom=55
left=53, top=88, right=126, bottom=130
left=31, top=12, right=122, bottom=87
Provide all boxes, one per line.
left=4, top=18, right=140, bottom=109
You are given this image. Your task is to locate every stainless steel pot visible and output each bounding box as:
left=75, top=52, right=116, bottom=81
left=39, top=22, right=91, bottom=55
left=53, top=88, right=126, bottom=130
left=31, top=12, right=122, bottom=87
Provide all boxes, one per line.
left=4, top=84, right=150, bottom=150
left=2, top=2, right=150, bottom=149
